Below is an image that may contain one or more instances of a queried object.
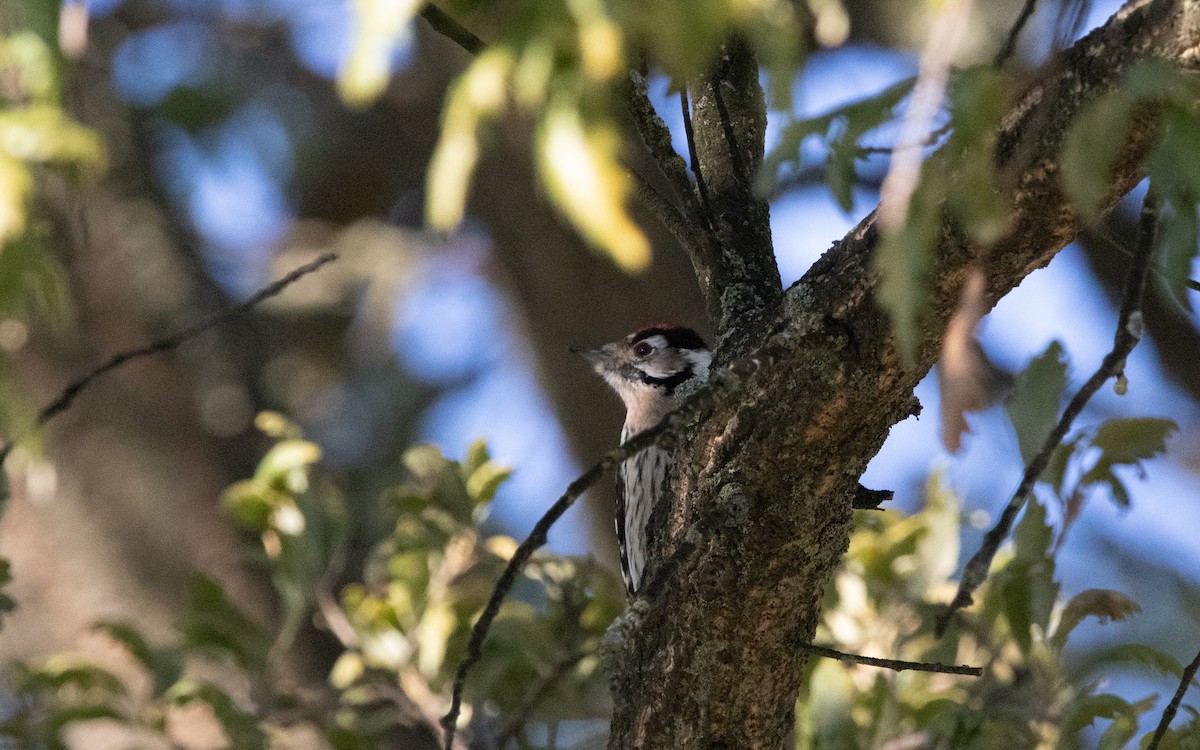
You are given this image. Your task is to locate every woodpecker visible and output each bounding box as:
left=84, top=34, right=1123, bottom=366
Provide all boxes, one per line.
left=575, top=324, right=711, bottom=595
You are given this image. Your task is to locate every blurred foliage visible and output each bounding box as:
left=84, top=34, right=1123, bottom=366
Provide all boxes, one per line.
left=762, top=56, right=1200, bottom=362
left=0, top=16, right=99, bottom=439
left=412, top=0, right=809, bottom=272
left=760, top=66, right=1014, bottom=361
left=796, top=474, right=1197, bottom=750
left=0, top=411, right=1190, bottom=748
left=1061, top=60, right=1200, bottom=315
left=0, top=417, right=623, bottom=748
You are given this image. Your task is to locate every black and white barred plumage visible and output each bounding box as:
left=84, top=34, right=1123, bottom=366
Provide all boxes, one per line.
left=576, top=325, right=711, bottom=594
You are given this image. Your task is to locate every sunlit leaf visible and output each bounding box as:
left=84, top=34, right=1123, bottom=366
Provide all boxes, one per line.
left=0, top=106, right=106, bottom=170
left=466, top=460, right=512, bottom=504
left=339, top=0, right=423, bottom=106
left=427, top=48, right=514, bottom=232
left=538, top=104, right=650, bottom=272
left=0, top=155, right=32, bottom=246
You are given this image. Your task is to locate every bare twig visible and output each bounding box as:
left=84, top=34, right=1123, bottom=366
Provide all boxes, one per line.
left=800, top=644, right=983, bottom=676
left=857, top=123, right=952, bottom=156
left=680, top=90, right=715, bottom=225
left=624, top=72, right=704, bottom=225
left=1147, top=647, right=1200, bottom=750
left=419, top=5, right=484, bottom=55
left=994, top=0, right=1039, bottom=67
left=440, top=360, right=755, bottom=750
left=936, top=190, right=1161, bottom=635
left=0, top=253, right=339, bottom=467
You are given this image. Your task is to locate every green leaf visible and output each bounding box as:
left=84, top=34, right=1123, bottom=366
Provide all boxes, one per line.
left=1078, top=643, right=1185, bottom=679
left=1006, top=341, right=1069, bottom=465
left=92, top=622, right=154, bottom=671
left=1002, top=498, right=1058, bottom=650
left=1051, top=589, right=1141, bottom=648
left=1082, top=417, right=1177, bottom=507
left=758, top=77, right=913, bottom=204
left=466, top=461, right=513, bottom=505
left=168, top=681, right=267, bottom=750
left=999, top=564, right=1035, bottom=653
left=1098, top=694, right=1157, bottom=750
left=945, top=67, right=1012, bottom=244
left=463, top=439, right=491, bottom=477
left=181, top=574, right=270, bottom=672
left=1064, top=693, right=1135, bottom=737
left=1061, top=90, right=1135, bottom=220
left=0, top=557, right=15, bottom=630
left=537, top=104, right=650, bottom=272
left=875, top=159, right=945, bottom=365
left=1156, top=195, right=1198, bottom=312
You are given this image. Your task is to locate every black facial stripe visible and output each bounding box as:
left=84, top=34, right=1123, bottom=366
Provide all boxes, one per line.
left=631, top=326, right=708, bottom=351
left=640, top=366, right=693, bottom=393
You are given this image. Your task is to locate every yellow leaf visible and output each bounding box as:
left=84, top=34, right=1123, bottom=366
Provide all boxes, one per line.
left=338, top=0, right=424, bottom=106
left=426, top=49, right=514, bottom=231
left=486, top=535, right=519, bottom=560
left=0, top=155, right=31, bottom=246
left=538, top=105, right=650, bottom=272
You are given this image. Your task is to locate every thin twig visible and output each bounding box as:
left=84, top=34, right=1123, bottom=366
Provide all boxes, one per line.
left=680, top=90, right=714, bottom=226
left=857, top=123, right=953, bottom=156
left=439, top=361, right=755, bottom=750
left=994, top=0, right=1039, bottom=67
left=1083, top=225, right=1200, bottom=293
left=1147, top=647, right=1200, bottom=750
left=800, top=644, right=983, bottom=677
left=0, top=253, right=338, bottom=467
left=624, top=72, right=703, bottom=225
left=936, top=190, right=1161, bottom=635
left=419, top=5, right=484, bottom=55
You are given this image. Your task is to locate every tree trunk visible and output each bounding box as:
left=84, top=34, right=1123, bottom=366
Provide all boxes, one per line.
left=606, top=1, right=1200, bottom=746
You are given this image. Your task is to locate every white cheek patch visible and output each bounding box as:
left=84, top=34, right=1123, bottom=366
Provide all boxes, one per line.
left=684, top=349, right=712, bottom=381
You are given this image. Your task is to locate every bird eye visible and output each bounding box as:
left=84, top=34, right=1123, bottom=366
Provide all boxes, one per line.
left=633, top=342, right=653, bottom=358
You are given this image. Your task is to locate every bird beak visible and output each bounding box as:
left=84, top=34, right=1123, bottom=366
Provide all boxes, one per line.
left=570, top=345, right=614, bottom=372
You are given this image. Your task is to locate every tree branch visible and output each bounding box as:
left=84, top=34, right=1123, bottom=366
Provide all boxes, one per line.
left=0, top=253, right=338, bottom=468
left=419, top=5, right=484, bottom=55
left=936, top=189, right=1159, bottom=634
left=687, top=40, right=782, bottom=346
left=994, top=0, right=1040, bottom=67
left=1147, top=646, right=1200, bottom=750
left=607, top=2, right=1200, bottom=746
left=799, top=644, right=983, bottom=676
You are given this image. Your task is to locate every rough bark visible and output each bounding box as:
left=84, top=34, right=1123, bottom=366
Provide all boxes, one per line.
left=606, top=1, right=1200, bottom=747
